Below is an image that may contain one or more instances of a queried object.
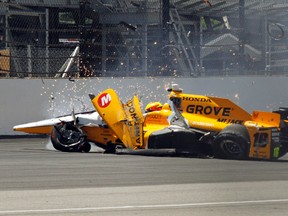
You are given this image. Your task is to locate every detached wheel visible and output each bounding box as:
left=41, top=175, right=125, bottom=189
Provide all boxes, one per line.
left=213, top=124, right=250, bottom=160
left=51, top=123, right=90, bottom=152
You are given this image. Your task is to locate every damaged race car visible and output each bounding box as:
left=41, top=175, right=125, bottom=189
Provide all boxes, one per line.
left=14, top=84, right=288, bottom=160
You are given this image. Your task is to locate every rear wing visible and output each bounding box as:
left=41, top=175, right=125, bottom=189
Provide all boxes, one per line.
left=252, top=111, right=280, bottom=127
left=89, top=89, right=144, bottom=149
left=123, top=95, right=144, bottom=148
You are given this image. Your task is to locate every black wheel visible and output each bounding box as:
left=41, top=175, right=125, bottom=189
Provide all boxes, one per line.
left=51, top=123, right=88, bottom=152
left=104, top=142, right=116, bottom=154
left=198, top=132, right=215, bottom=156
left=79, top=142, right=91, bottom=153
left=278, top=120, right=288, bottom=158
left=213, top=124, right=250, bottom=160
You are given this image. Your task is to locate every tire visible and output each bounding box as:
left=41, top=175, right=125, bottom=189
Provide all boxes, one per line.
left=80, top=142, right=91, bottom=153
left=104, top=142, right=116, bottom=154
left=51, top=123, right=88, bottom=152
left=213, top=124, right=250, bottom=160
left=198, top=132, right=215, bottom=156
left=278, top=120, right=288, bottom=158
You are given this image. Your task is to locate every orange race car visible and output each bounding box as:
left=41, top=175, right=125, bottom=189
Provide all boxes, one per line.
left=14, top=84, right=288, bottom=160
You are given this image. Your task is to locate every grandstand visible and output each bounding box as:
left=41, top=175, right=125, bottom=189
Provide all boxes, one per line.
left=0, top=0, right=288, bottom=77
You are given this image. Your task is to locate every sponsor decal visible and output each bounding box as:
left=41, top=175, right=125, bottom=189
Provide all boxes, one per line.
left=271, top=128, right=280, bottom=143
left=253, top=112, right=259, bottom=119
left=191, top=121, right=214, bottom=127
left=217, top=118, right=244, bottom=125
left=148, top=115, right=162, bottom=120
left=125, top=99, right=141, bottom=144
left=186, top=105, right=231, bottom=116
left=273, top=147, right=280, bottom=158
left=182, top=97, right=212, bottom=103
left=126, top=100, right=138, bottom=121
left=98, top=93, right=111, bottom=108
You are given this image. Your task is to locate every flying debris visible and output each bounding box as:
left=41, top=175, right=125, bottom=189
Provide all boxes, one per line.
left=203, top=0, right=212, bottom=7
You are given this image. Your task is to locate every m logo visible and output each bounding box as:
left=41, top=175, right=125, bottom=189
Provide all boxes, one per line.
left=98, top=93, right=111, bottom=108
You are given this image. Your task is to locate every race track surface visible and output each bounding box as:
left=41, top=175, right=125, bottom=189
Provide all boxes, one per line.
left=0, top=138, right=288, bottom=215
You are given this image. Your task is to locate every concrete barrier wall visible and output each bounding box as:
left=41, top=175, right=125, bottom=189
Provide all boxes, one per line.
left=1, top=76, right=288, bottom=135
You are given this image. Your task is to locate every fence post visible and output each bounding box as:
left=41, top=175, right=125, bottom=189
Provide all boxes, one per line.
left=79, top=0, right=87, bottom=77
left=45, top=8, right=49, bottom=77
left=27, top=45, right=32, bottom=77
left=239, top=0, right=245, bottom=75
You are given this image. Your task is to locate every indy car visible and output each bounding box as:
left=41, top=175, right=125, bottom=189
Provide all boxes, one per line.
left=14, top=84, right=288, bottom=160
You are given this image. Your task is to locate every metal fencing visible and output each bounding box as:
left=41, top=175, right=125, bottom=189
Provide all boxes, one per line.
left=1, top=0, right=288, bottom=78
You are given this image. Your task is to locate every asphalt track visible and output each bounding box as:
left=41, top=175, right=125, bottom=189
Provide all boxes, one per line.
left=1, top=138, right=288, bottom=216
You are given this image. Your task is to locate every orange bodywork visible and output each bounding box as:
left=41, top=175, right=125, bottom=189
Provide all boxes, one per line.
left=167, top=88, right=283, bottom=160
left=169, top=91, right=252, bottom=132
left=81, top=126, right=118, bottom=144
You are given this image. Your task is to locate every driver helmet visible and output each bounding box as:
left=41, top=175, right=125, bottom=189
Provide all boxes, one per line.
left=145, top=102, right=163, bottom=112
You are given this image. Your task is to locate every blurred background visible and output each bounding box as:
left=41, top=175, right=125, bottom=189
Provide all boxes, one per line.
left=0, top=0, right=288, bottom=78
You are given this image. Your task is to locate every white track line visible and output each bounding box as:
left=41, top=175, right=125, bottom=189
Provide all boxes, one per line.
left=1, top=199, right=288, bottom=214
